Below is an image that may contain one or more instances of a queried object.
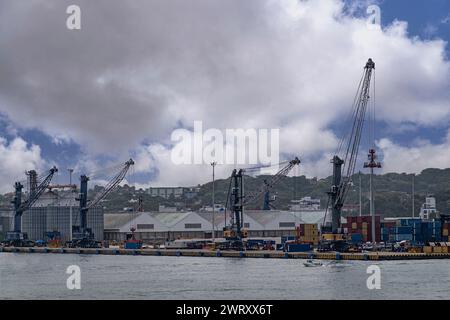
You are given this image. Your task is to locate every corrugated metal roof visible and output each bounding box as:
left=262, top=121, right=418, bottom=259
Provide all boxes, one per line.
left=197, top=212, right=227, bottom=227
left=104, top=210, right=348, bottom=232
left=291, top=211, right=347, bottom=224
left=244, top=210, right=303, bottom=226
left=149, top=212, right=192, bottom=227
left=104, top=213, right=140, bottom=229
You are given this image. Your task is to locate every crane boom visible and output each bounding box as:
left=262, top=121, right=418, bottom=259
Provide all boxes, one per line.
left=243, top=157, right=301, bottom=207
left=21, top=167, right=58, bottom=212
left=87, top=159, right=135, bottom=209
left=327, top=58, right=375, bottom=233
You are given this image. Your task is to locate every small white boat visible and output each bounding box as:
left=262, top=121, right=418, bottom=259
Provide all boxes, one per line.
left=303, top=259, right=323, bottom=267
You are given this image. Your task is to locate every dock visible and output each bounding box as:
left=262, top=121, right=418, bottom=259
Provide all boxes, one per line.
left=2, top=246, right=450, bottom=260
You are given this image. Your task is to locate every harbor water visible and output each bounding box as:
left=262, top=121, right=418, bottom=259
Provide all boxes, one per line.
left=1, top=252, right=449, bottom=299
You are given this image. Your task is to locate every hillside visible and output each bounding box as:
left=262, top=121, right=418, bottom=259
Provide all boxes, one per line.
left=1, top=168, right=449, bottom=217
left=95, top=168, right=450, bottom=217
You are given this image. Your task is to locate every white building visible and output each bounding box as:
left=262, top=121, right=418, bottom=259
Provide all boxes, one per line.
left=289, top=197, right=321, bottom=211
left=199, top=204, right=225, bottom=212
left=420, top=195, right=438, bottom=219
left=105, top=211, right=212, bottom=242
left=104, top=210, right=339, bottom=243
left=147, top=187, right=184, bottom=199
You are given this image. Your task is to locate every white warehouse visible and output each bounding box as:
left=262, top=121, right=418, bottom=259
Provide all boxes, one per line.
left=103, top=210, right=343, bottom=243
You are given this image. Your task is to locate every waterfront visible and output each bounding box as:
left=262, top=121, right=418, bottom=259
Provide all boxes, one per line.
left=1, top=253, right=449, bottom=299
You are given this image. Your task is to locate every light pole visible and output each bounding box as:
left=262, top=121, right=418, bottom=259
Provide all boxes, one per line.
left=68, top=168, right=74, bottom=185
left=412, top=174, right=415, bottom=218
left=359, top=171, right=362, bottom=217
left=211, top=162, right=217, bottom=241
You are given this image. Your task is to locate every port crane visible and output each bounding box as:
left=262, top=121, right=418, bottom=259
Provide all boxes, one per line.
left=3, top=167, right=58, bottom=247
left=322, top=58, right=376, bottom=249
left=69, top=159, right=134, bottom=248
left=222, top=158, right=300, bottom=249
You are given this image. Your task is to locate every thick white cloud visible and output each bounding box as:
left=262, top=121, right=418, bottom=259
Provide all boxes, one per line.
left=0, top=0, right=449, bottom=186
left=378, top=131, right=450, bottom=174
left=0, top=137, right=45, bottom=193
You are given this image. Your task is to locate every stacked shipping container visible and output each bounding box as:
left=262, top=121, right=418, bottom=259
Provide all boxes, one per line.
left=381, top=218, right=442, bottom=244
left=344, top=215, right=381, bottom=242
left=296, top=223, right=319, bottom=245
left=443, top=222, right=450, bottom=242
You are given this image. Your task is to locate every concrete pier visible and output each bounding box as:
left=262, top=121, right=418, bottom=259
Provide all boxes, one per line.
left=2, top=246, right=450, bottom=260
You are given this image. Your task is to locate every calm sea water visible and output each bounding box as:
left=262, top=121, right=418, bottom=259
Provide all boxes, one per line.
left=0, top=252, right=449, bottom=299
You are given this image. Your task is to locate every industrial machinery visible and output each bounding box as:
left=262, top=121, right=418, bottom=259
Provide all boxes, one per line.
left=262, top=180, right=276, bottom=210
left=46, top=231, right=63, bottom=248
left=3, top=167, right=58, bottom=247
left=321, top=58, right=376, bottom=252
left=67, top=159, right=134, bottom=248
left=222, top=158, right=300, bottom=250
left=124, top=226, right=142, bottom=249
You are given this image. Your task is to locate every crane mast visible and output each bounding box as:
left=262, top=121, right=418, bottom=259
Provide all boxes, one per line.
left=326, top=58, right=375, bottom=234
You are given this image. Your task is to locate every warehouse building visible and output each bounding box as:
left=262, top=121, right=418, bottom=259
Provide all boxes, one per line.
left=103, top=210, right=343, bottom=243
left=21, top=189, right=104, bottom=242
left=105, top=211, right=212, bottom=242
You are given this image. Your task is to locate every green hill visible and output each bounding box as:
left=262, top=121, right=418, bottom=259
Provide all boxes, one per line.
left=98, top=168, right=450, bottom=217
left=1, top=168, right=449, bottom=217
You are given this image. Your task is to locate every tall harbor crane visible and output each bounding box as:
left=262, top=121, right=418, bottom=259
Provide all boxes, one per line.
left=69, top=159, right=134, bottom=248
left=3, top=167, right=58, bottom=247
left=223, top=158, right=300, bottom=249
left=323, top=58, right=376, bottom=240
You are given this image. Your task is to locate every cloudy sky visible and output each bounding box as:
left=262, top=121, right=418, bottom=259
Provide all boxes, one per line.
left=0, top=0, right=449, bottom=192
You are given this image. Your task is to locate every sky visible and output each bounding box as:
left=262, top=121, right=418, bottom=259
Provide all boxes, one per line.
left=0, top=0, right=449, bottom=192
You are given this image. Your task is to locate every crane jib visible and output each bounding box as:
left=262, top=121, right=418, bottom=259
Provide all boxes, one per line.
left=327, top=58, right=375, bottom=234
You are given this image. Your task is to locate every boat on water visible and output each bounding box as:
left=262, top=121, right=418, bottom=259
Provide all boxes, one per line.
left=303, top=259, right=323, bottom=267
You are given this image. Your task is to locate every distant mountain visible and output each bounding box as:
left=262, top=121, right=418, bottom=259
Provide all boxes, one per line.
left=1, top=168, right=449, bottom=217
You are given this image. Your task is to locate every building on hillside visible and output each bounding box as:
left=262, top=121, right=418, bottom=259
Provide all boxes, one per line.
left=199, top=204, right=225, bottom=213
left=147, top=187, right=184, bottom=199
left=184, top=187, right=200, bottom=199
left=147, top=186, right=201, bottom=199
left=289, top=197, right=321, bottom=211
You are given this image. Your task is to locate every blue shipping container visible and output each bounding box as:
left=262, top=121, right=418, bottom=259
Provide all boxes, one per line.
left=395, top=234, right=413, bottom=241
left=350, top=233, right=363, bottom=243
left=395, top=226, right=413, bottom=234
